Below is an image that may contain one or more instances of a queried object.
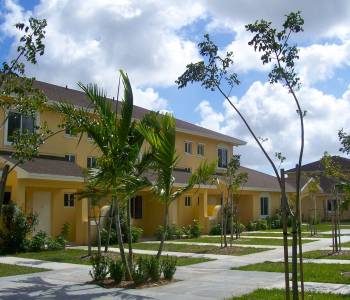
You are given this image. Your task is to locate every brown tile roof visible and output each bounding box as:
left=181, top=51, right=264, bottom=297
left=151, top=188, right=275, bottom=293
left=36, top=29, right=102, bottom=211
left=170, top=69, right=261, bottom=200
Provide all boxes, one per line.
left=1, top=155, right=84, bottom=179
left=286, top=156, right=350, bottom=173
left=33, top=80, right=246, bottom=145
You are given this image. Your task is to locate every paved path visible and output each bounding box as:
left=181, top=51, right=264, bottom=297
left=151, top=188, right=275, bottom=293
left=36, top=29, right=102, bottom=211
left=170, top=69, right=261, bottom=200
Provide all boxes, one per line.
left=1, top=235, right=350, bottom=299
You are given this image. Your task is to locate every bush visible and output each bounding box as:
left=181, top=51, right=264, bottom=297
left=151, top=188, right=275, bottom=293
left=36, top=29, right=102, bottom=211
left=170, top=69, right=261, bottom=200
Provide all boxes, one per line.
left=60, top=222, right=71, bottom=240
left=247, top=221, right=257, bottom=231
left=124, top=226, right=143, bottom=243
left=89, top=255, right=109, bottom=281
left=0, top=203, right=38, bottom=254
left=155, top=224, right=182, bottom=241
left=47, top=237, right=65, bottom=251
left=109, top=260, right=124, bottom=284
left=147, top=256, right=161, bottom=282
left=190, top=219, right=201, bottom=238
left=132, top=256, right=149, bottom=285
left=256, top=219, right=268, bottom=230
left=161, top=255, right=177, bottom=280
left=30, top=231, right=47, bottom=251
left=209, top=223, right=221, bottom=235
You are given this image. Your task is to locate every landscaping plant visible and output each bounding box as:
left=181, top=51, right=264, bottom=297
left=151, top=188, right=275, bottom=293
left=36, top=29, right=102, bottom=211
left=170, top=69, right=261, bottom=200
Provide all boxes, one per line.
left=177, top=11, right=306, bottom=299
left=161, top=255, right=177, bottom=280
left=147, top=256, right=161, bottom=282
left=89, top=255, right=109, bottom=282
left=109, top=259, right=125, bottom=284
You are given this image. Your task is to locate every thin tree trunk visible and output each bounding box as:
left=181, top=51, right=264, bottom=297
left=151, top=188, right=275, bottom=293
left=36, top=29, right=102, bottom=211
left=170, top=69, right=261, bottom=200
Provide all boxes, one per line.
left=220, top=193, right=224, bottom=248
left=157, top=203, right=169, bottom=259
left=223, top=207, right=227, bottom=248
left=87, top=198, right=92, bottom=256
left=127, top=198, right=133, bottom=269
left=230, top=192, right=234, bottom=247
left=96, top=219, right=102, bottom=256
left=337, top=197, right=341, bottom=251
left=114, top=196, right=132, bottom=280
left=291, top=215, right=299, bottom=300
left=235, top=205, right=239, bottom=240
left=0, top=164, right=9, bottom=216
left=281, top=169, right=290, bottom=300
left=104, top=199, right=114, bottom=253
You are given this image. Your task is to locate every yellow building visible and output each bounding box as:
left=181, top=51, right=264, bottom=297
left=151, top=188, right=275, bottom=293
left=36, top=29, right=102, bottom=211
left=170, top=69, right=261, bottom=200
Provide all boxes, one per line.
left=1, top=80, right=293, bottom=244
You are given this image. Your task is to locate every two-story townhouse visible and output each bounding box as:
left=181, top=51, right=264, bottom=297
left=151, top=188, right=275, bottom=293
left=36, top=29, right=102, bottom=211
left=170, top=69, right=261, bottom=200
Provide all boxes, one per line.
left=0, top=80, right=292, bottom=244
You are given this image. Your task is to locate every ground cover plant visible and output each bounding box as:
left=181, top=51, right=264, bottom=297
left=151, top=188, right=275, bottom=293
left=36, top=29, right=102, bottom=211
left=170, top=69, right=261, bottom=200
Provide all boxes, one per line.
left=177, top=237, right=317, bottom=246
left=12, top=249, right=212, bottom=267
left=132, top=242, right=269, bottom=256
left=228, top=288, right=350, bottom=300
left=0, top=263, right=49, bottom=277
left=233, top=261, right=350, bottom=284
left=303, top=250, right=350, bottom=260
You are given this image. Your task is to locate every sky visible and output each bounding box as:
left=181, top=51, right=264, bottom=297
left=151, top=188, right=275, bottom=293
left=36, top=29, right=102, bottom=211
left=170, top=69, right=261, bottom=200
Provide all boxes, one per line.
left=1, top=0, right=350, bottom=174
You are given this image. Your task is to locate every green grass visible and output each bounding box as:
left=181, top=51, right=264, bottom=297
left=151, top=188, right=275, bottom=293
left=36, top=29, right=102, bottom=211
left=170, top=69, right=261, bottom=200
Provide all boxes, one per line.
left=303, top=250, right=350, bottom=260
left=342, top=241, right=350, bottom=247
left=132, top=242, right=269, bottom=256
left=0, top=263, right=49, bottom=277
left=228, top=288, right=350, bottom=299
left=178, top=236, right=317, bottom=246
left=233, top=261, right=350, bottom=284
left=241, top=232, right=336, bottom=238
left=12, top=249, right=211, bottom=266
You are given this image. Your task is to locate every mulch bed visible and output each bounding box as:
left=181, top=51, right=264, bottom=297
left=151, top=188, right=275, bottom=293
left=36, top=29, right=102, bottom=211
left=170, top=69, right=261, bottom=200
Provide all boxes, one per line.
left=91, top=278, right=178, bottom=289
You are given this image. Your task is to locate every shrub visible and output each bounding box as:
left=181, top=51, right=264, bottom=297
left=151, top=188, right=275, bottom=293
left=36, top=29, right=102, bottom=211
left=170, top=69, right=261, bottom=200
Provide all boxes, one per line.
left=155, top=224, right=183, bottom=241
left=47, top=237, right=64, bottom=250
left=132, top=256, right=149, bottom=285
left=191, top=220, right=202, bottom=238
left=256, top=219, right=268, bottom=230
left=30, top=231, right=47, bottom=251
left=101, top=228, right=117, bottom=245
left=235, top=223, right=246, bottom=234
left=161, top=255, right=177, bottom=280
left=124, top=226, right=143, bottom=243
left=0, top=203, right=38, bottom=254
left=209, top=223, right=221, bottom=235
left=89, top=255, right=109, bottom=282
left=109, top=260, right=124, bottom=284
left=247, top=221, right=257, bottom=231
left=147, top=256, right=161, bottom=282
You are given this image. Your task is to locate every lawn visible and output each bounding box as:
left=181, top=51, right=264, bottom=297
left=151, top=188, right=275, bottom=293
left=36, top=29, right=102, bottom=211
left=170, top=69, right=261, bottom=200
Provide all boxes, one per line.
left=228, top=288, right=350, bottom=299
left=303, top=250, right=350, bottom=260
left=12, top=249, right=211, bottom=266
left=241, top=232, right=336, bottom=238
left=178, top=236, right=317, bottom=246
left=0, top=263, right=49, bottom=277
left=342, top=241, right=350, bottom=247
left=133, top=242, right=270, bottom=255
left=232, top=261, right=350, bottom=284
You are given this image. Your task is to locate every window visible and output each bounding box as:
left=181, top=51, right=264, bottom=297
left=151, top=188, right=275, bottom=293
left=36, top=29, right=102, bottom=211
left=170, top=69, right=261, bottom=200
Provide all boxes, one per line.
left=327, top=199, right=337, bottom=212
left=185, top=196, right=192, bottom=207
left=3, top=192, right=11, bottom=205
left=87, top=132, right=93, bottom=140
left=131, top=196, right=142, bottom=219
left=65, top=127, right=76, bottom=137
left=218, top=147, right=228, bottom=168
left=184, top=141, right=192, bottom=154
left=87, top=157, right=97, bottom=168
left=184, top=167, right=191, bottom=173
left=6, top=111, right=35, bottom=143
left=260, top=196, right=269, bottom=216
left=65, top=154, right=76, bottom=163
left=64, top=193, right=75, bottom=207
left=197, top=143, right=205, bottom=156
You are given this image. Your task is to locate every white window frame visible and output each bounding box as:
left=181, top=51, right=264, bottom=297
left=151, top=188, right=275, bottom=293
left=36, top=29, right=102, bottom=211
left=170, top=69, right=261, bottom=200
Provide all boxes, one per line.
left=4, top=110, right=40, bottom=146
left=87, top=156, right=97, bottom=168
left=197, top=143, right=205, bottom=156
left=64, top=193, right=75, bottom=208
left=64, top=126, right=77, bottom=138
left=65, top=154, right=76, bottom=163
left=217, top=145, right=228, bottom=169
left=327, top=199, right=337, bottom=212
left=260, top=194, right=269, bottom=218
left=184, top=141, right=193, bottom=155
left=185, top=195, right=192, bottom=207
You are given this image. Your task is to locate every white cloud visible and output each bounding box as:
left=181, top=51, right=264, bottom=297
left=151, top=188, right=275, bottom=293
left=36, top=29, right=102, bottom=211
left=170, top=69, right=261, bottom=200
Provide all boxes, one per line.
left=196, top=81, right=350, bottom=173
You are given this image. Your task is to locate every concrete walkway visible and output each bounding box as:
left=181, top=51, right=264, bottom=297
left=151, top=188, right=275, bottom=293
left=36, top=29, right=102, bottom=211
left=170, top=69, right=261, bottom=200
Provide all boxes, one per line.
left=1, top=235, right=350, bottom=299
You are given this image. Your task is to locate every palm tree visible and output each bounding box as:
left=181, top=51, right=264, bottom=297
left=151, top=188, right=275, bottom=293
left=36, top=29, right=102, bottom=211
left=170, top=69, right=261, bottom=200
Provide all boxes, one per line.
left=54, top=70, right=146, bottom=280
left=138, top=112, right=216, bottom=258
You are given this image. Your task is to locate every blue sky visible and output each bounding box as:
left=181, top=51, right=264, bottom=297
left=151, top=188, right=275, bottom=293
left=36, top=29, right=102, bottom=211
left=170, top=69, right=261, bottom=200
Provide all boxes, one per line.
left=2, top=0, right=350, bottom=173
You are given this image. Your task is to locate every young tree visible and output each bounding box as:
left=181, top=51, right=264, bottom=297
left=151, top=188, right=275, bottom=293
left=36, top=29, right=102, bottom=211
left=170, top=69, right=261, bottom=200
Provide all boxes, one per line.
left=176, top=11, right=306, bottom=300
left=138, top=112, right=217, bottom=259
left=0, top=18, right=49, bottom=215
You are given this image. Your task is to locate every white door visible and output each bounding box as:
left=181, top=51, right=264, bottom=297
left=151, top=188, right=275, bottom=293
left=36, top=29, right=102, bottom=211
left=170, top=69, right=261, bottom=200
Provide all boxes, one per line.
left=33, top=192, right=52, bottom=236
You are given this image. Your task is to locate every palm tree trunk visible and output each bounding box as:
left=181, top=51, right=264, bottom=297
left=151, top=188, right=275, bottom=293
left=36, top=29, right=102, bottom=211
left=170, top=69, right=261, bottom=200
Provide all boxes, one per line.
left=104, top=199, right=114, bottom=253
left=87, top=198, right=92, bottom=256
left=127, top=198, right=133, bottom=269
left=114, top=196, right=132, bottom=280
left=0, top=164, right=9, bottom=216
left=157, top=203, right=169, bottom=259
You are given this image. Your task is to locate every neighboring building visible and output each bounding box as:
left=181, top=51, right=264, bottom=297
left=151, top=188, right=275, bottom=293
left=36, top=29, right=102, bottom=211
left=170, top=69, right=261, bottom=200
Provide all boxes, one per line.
left=286, top=156, right=350, bottom=222
left=0, top=80, right=289, bottom=244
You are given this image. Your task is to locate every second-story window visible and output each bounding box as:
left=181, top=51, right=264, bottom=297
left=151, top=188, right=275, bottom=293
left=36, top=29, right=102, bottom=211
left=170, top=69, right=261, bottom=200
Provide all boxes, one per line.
left=64, top=193, right=75, bottom=207
left=218, top=147, right=228, bottom=168
left=87, top=157, right=97, bottom=168
left=197, top=143, right=205, bottom=156
left=65, top=126, right=76, bottom=137
left=185, top=196, right=192, bottom=207
left=65, top=154, right=76, bottom=163
left=6, top=111, right=35, bottom=143
left=184, top=141, right=192, bottom=154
